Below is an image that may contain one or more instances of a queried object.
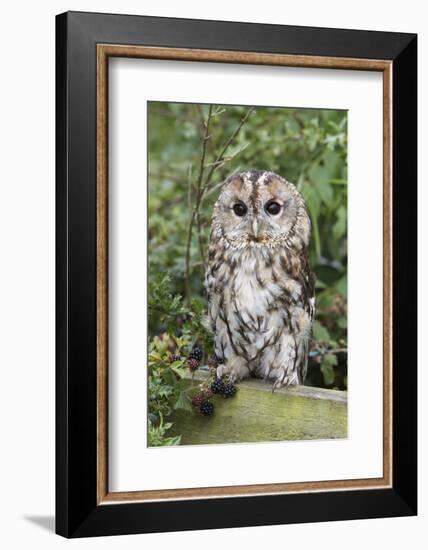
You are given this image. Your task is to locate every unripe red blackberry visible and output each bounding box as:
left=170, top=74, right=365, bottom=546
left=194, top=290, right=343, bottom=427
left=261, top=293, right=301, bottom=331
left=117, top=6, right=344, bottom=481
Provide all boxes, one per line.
left=191, top=393, right=205, bottom=407
left=188, top=357, right=199, bottom=371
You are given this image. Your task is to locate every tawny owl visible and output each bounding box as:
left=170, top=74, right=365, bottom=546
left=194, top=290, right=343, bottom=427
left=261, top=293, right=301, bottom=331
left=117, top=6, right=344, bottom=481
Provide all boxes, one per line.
left=205, top=170, right=315, bottom=390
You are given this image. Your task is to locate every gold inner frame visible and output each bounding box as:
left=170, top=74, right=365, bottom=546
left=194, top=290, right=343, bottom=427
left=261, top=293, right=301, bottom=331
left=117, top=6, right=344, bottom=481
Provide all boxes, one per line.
left=96, top=44, right=393, bottom=505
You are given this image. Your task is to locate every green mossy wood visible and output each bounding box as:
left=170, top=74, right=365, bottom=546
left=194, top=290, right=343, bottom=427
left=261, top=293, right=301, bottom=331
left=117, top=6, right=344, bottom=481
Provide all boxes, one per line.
left=168, top=371, right=347, bottom=445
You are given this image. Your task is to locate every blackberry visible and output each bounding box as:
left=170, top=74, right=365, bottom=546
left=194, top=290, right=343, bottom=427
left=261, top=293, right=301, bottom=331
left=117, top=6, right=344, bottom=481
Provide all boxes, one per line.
left=223, top=383, right=237, bottom=398
left=189, top=346, right=203, bottom=362
left=169, top=354, right=181, bottom=363
left=188, top=358, right=199, bottom=371
left=211, top=378, right=225, bottom=395
left=200, top=401, right=214, bottom=416
left=191, top=393, right=205, bottom=407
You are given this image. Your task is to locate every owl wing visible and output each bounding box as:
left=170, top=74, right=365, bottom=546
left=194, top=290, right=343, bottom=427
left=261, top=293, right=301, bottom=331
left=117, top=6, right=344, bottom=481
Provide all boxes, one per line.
left=297, top=251, right=316, bottom=383
left=204, top=252, right=227, bottom=365
left=204, top=244, right=220, bottom=334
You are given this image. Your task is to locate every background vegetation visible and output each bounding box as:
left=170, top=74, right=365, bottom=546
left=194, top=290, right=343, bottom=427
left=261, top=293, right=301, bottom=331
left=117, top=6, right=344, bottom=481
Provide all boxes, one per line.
left=147, top=102, right=348, bottom=445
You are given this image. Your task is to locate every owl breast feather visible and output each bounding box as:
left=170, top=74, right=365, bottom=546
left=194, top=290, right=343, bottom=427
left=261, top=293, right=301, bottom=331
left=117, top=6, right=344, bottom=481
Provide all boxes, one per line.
left=206, top=246, right=312, bottom=361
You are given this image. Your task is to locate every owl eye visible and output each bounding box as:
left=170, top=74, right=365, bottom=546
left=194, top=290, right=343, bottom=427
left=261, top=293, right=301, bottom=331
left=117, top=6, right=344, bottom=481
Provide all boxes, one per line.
left=233, top=203, right=247, bottom=217
left=265, top=201, right=281, bottom=215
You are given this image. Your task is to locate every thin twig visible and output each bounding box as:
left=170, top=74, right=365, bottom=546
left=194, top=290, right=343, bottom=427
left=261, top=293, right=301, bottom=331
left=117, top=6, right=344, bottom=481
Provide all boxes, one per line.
left=201, top=107, right=254, bottom=197
left=204, top=142, right=249, bottom=169
left=202, top=167, right=242, bottom=200
left=187, top=163, right=192, bottom=216
left=149, top=171, right=185, bottom=183
left=184, top=105, right=213, bottom=304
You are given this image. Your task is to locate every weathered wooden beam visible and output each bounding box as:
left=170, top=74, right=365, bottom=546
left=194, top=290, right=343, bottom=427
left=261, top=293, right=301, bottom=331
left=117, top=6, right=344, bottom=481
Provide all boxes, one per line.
left=168, top=370, right=347, bottom=445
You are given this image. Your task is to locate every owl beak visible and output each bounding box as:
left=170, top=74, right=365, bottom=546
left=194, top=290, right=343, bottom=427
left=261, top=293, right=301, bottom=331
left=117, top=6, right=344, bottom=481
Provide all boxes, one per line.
left=252, top=219, right=259, bottom=238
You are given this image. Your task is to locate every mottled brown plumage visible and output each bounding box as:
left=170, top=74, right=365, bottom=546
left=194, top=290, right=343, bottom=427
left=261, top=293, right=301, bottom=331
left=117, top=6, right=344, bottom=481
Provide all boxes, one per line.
left=205, top=170, right=315, bottom=389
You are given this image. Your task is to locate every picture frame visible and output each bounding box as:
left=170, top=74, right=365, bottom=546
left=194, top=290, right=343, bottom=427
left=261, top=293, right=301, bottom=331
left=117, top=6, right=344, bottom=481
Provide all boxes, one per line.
left=56, top=10, right=417, bottom=538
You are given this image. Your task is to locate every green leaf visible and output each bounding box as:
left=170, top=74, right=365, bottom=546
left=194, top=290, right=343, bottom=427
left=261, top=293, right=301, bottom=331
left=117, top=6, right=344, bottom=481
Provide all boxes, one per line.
left=315, top=279, right=327, bottom=290
left=333, top=206, right=347, bottom=241
left=336, top=275, right=347, bottom=297
left=170, top=363, right=186, bottom=378
left=320, top=363, right=335, bottom=385
left=313, top=321, right=330, bottom=343
left=308, top=163, right=333, bottom=205
left=162, top=369, right=176, bottom=388
left=174, top=391, right=193, bottom=412
left=317, top=179, right=333, bottom=205
left=337, top=317, right=347, bottom=329
left=301, top=180, right=320, bottom=218
left=315, top=289, right=335, bottom=309
left=164, top=435, right=182, bottom=446
left=323, top=353, right=338, bottom=366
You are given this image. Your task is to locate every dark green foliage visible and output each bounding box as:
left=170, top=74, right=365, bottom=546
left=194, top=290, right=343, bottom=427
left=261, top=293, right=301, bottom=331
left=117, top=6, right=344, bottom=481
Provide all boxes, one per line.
left=147, top=332, right=190, bottom=446
left=147, top=275, right=216, bottom=445
left=148, top=415, right=182, bottom=447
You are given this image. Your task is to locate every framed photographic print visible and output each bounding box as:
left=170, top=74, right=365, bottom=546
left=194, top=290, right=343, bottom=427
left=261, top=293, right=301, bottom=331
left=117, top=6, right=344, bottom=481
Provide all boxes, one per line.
left=56, top=11, right=417, bottom=538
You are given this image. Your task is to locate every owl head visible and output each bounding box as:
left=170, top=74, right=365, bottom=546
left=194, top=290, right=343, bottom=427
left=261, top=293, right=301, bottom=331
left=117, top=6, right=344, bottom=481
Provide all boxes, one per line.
left=211, top=170, right=311, bottom=249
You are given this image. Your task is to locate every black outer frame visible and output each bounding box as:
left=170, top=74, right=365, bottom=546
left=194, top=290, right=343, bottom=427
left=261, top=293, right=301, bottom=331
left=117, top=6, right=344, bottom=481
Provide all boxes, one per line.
left=56, top=11, right=417, bottom=538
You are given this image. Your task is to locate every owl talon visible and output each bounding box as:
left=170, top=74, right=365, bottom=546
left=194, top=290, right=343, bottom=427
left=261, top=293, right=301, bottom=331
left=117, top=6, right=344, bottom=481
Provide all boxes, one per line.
left=272, top=379, right=282, bottom=392
left=216, top=364, right=227, bottom=379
